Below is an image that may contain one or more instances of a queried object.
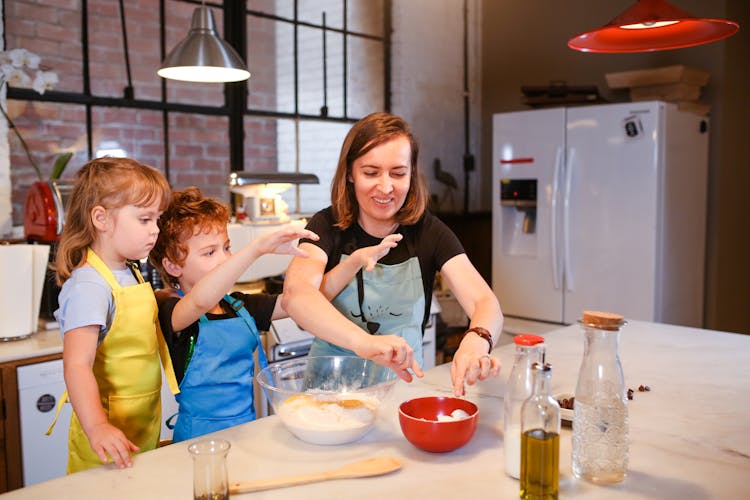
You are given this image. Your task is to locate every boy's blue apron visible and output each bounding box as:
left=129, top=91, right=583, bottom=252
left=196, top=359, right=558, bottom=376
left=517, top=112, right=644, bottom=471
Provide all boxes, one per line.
left=309, top=234, right=426, bottom=367
left=172, top=294, right=268, bottom=442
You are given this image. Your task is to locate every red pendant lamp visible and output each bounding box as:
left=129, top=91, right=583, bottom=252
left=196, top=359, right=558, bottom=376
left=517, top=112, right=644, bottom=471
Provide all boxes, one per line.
left=568, top=0, right=739, bottom=53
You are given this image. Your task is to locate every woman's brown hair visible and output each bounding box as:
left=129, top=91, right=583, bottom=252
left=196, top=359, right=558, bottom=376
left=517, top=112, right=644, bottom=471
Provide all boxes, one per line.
left=149, top=187, right=230, bottom=289
left=331, top=112, right=429, bottom=229
left=54, top=157, right=170, bottom=284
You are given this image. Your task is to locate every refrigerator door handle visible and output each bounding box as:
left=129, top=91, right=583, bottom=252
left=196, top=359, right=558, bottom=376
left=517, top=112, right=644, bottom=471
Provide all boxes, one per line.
left=551, top=146, right=563, bottom=290
left=563, top=147, right=575, bottom=292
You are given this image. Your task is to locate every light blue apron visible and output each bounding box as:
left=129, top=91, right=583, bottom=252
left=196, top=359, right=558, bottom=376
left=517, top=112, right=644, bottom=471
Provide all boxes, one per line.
left=171, top=295, right=268, bottom=442
left=309, top=253, right=426, bottom=367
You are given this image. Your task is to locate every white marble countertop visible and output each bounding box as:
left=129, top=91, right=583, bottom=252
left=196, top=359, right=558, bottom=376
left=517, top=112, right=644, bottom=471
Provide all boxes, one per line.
left=2, top=320, right=748, bottom=499
left=0, top=328, right=62, bottom=363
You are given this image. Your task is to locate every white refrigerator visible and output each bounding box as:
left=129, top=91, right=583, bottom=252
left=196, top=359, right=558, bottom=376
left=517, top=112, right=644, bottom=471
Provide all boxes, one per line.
left=492, top=101, right=708, bottom=327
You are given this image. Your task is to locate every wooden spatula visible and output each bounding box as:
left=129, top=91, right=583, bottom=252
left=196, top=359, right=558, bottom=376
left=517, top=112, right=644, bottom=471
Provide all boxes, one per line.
left=229, top=456, right=401, bottom=494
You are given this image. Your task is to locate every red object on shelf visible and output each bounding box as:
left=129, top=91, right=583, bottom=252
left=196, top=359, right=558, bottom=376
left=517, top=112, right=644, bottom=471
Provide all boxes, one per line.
left=24, top=181, right=60, bottom=243
left=568, top=0, right=739, bottom=53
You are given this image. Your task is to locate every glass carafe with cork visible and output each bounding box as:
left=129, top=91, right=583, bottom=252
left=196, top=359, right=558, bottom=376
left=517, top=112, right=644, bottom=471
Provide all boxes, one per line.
left=571, top=310, right=628, bottom=484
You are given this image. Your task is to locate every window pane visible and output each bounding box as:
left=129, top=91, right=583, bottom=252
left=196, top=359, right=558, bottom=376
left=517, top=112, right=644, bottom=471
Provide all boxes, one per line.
left=88, top=0, right=131, bottom=98
left=298, top=0, right=344, bottom=30
left=297, top=26, right=326, bottom=117
left=269, top=20, right=296, bottom=114
left=91, top=106, right=165, bottom=170
left=347, top=36, right=384, bottom=117
left=243, top=116, right=279, bottom=173
left=8, top=101, right=87, bottom=225
left=167, top=113, right=230, bottom=202
left=4, top=0, right=84, bottom=93
left=249, top=0, right=293, bottom=19
left=348, top=0, right=385, bottom=36
left=247, top=14, right=284, bottom=111
left=278, top=120, right=350, bottom=215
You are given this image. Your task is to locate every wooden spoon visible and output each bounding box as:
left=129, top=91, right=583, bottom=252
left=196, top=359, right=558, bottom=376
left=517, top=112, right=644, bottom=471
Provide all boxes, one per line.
left=229, top=457, right=401, bottom=494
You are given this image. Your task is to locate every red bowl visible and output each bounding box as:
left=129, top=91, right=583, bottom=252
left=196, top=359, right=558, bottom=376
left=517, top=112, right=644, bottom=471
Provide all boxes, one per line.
left=398, top=397, right=478, bottom=453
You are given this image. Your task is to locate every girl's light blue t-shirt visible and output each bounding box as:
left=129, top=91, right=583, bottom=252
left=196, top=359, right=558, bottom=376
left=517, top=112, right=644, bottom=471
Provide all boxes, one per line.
left=54, top=266, right=138, bottom=344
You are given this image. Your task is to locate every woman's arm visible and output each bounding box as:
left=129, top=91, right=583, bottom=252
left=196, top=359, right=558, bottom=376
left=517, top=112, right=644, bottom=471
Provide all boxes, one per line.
left=319, top=233, right=402, bottom=299
left=169, top=226, right=317, bottom=332
left=63, top=326, right=139, bottom=468
left=282, top=242, right=422, bottom=381
left=440, top=253, right=504, bottom=396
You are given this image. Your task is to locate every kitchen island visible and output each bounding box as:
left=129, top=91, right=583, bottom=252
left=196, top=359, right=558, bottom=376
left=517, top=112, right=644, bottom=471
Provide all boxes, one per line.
left=2, top=320, right=748, bottom=499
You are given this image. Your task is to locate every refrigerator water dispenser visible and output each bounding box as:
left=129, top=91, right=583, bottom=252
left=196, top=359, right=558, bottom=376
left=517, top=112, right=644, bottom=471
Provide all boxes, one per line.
left=500, top=179, right=537, bottom=256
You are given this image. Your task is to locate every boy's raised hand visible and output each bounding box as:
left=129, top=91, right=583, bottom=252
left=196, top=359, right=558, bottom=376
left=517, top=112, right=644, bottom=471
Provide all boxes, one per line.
left=254, top=225, right=319, bottom=257
left=359, top=233, right=403, bottom=272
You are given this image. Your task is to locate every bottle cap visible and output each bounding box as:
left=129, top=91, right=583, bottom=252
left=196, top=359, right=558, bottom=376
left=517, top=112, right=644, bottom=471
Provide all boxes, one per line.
left=514, top=333, right=545, bottom=346
left=581, top=310, right=625, bottom=331
left=532, top=361, right=552, bottom=372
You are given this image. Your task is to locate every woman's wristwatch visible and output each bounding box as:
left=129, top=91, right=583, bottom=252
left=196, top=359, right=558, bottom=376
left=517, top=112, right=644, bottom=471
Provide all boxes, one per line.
left=463, top=326, right=493, bottom=354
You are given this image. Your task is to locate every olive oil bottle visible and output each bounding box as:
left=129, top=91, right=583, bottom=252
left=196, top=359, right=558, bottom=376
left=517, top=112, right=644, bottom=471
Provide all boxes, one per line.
left=520, top=362, right=560, bottom=500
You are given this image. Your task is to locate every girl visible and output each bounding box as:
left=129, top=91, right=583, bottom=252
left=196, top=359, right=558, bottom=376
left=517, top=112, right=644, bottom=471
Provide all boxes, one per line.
left=53, top=157, right=174, bottom=472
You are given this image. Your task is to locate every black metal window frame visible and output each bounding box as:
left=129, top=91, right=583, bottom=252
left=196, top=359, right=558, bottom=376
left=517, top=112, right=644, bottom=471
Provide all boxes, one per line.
left=3, top=0, right=392, bottom=181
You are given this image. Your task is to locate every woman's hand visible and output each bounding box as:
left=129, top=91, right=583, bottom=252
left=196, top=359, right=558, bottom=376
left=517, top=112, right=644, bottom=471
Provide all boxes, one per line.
left=450, top=333, right=501, bottom=396
left=254, top=226, right=319, bottom=257
left=354, top=333, right=424, bottom=382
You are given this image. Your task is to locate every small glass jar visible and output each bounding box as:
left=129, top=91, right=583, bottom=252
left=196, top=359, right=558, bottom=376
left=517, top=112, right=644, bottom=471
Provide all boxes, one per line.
left=503, top=334, right=545, bottom=479
left=189, top=439, right=231, bottom=500
left=520, top=362, right=560, bottom=500
left=571, top=310, right=628, bottom=484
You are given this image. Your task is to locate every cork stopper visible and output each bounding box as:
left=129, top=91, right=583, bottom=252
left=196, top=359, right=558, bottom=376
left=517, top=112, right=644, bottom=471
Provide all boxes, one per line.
left=581, top=310, right=625, bottom=331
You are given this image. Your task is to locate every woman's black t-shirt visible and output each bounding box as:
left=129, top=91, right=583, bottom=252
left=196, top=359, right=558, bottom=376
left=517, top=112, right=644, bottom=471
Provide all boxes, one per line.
left=301, top=207, right=464, bottom=332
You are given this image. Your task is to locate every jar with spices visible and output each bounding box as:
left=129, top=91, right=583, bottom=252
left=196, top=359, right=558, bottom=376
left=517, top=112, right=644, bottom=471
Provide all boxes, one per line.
left=520, top=362, right=560, bottom=500
left=504, top=333, right=545, bottom=479
left=571, top=310, right=628, bottom=484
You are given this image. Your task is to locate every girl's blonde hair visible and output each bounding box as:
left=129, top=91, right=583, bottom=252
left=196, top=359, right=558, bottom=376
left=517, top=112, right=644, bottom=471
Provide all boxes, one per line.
left=55, top=157, right=170, bottom=284
left=331, top=112, right=429, bottom=229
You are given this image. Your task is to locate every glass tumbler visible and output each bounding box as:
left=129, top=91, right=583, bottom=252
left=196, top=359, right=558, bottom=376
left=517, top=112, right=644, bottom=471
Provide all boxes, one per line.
left=188, top=439, right=231, bottom=500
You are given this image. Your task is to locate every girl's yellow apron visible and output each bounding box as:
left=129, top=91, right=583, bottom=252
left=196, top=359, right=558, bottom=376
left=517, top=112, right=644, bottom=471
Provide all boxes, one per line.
left=51, top=248, right=178, bottom=473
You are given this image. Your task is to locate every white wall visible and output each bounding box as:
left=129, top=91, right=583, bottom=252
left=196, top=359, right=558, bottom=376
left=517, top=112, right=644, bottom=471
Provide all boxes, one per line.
left=391, top=0, right=482, bottom=213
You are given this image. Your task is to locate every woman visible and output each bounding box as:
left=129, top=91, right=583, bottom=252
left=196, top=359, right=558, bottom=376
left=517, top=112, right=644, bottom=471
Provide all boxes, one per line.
left=282, top=112, right=503, bottom=396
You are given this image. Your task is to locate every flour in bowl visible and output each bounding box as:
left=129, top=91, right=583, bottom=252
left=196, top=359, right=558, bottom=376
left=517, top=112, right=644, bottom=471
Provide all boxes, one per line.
left=278, top=392, right=378, bottom=445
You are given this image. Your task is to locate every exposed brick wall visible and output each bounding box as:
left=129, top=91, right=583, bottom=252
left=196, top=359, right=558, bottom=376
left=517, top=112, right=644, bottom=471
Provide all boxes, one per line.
left=3, top=0, right=279, bottom=225
left=3, top=0, right=390, bottom=226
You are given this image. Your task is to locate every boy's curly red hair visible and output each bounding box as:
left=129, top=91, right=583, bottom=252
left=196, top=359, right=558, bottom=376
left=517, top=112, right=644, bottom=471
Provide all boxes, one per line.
left=150, top=187, right=230, bottom=288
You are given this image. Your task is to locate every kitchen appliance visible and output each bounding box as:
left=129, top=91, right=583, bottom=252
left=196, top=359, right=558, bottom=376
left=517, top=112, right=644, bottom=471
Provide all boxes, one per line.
left=492, top=101, right=708, bottom=327
left=228, top=171, right=319, bottom=283
left=17, top=358, right=180, bottom=486
left=17, top=359, right=71, bottom=486
left=23, top=180, right=75, bottom=320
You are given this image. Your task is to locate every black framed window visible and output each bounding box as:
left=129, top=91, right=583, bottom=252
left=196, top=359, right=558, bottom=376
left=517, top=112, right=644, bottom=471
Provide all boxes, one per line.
left=3, top=0, right=389, bottom=225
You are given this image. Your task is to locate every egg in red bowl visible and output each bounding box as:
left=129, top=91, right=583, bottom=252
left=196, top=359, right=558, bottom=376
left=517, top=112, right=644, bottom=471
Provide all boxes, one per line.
left=398, top=396, right=478, bottom=453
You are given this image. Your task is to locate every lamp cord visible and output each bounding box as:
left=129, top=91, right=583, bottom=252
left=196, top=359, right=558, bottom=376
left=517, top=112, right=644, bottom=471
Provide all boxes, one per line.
left=118, top=0, right=134, bottom=99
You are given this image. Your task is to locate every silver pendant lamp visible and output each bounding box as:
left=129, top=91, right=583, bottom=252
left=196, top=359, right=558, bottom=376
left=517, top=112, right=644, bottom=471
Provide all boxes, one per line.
left=157, top=4, right=250, bottom=83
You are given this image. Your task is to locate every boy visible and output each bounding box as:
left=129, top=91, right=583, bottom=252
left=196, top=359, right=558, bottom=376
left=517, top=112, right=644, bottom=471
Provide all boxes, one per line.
left=150, top=187, right=398, bottom=442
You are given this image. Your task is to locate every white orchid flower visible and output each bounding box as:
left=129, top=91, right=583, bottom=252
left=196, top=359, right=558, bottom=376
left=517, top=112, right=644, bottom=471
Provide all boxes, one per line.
left=4, top=66, right=32, bottom=87
left=32, top=71, right=58, bottom=94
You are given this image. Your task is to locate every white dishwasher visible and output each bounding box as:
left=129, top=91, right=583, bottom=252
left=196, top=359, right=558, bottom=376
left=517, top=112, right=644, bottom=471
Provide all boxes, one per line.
left=17, top=358, right=71, bottom=486
left=17, top=360, right=179, bottom=486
